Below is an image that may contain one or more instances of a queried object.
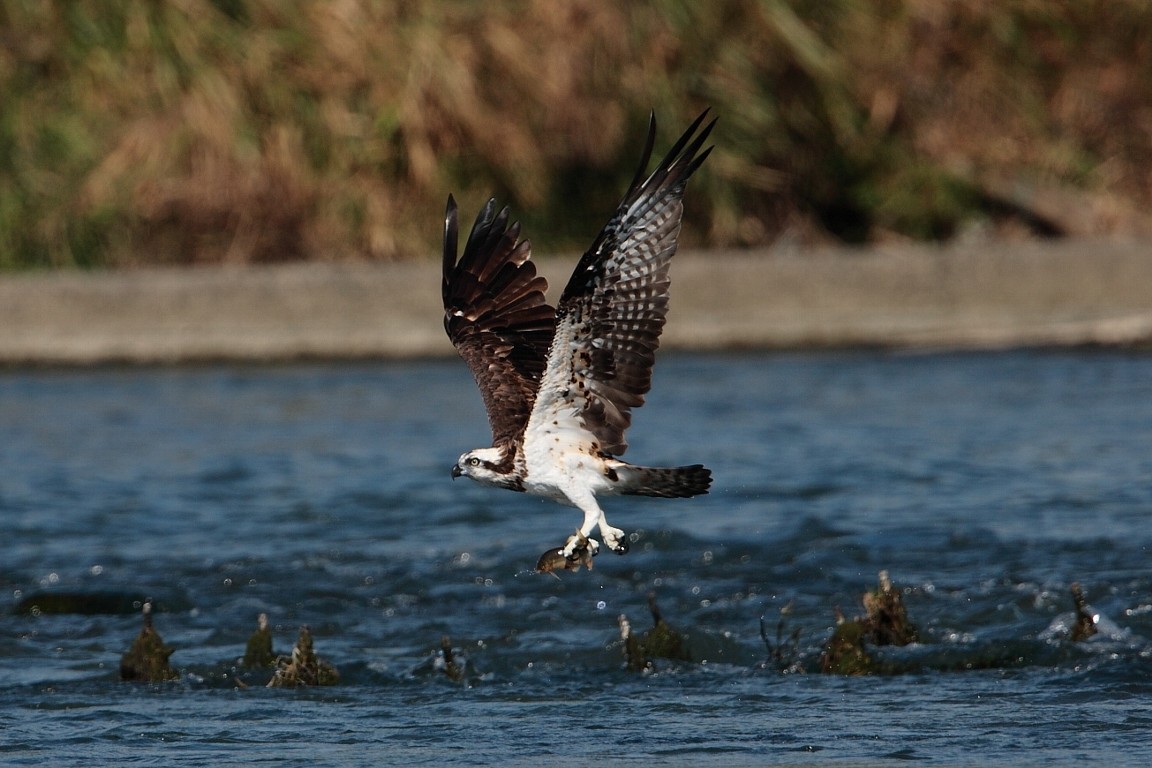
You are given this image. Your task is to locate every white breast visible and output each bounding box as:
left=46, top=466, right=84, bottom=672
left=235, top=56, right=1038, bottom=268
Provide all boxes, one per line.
left=521, top=387, right=613, bottom=504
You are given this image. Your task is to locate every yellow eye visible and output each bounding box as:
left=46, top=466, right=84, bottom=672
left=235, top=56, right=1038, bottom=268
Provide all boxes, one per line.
left=468, top=457, right=481, bottom=467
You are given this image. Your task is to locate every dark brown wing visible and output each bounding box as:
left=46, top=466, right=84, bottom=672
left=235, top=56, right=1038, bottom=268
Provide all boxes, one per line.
left=443, top=195, right=556, bottom=450
left=535, top=110, right=715, bottom=455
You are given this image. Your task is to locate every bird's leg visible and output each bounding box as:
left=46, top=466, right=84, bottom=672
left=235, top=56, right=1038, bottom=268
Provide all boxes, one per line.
left=561, top=516, right=599, bottom=560
left=559, top=499, right=599, bottom=559
left=562, top=498, right=628, bottom=557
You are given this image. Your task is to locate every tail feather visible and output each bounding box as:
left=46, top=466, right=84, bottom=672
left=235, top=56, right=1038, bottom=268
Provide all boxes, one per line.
left=616, top=464, right=712, bottom=498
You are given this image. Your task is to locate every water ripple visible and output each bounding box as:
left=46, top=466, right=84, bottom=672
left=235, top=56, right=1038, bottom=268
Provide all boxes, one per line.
left=3, top=352, right=1152, bottom=765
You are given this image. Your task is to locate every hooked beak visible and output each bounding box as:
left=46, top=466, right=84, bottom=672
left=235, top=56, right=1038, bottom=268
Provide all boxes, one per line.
left=451, top=464, right=463, bottom=479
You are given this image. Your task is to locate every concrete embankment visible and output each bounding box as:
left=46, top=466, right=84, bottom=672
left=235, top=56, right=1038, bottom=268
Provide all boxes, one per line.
left=2, top=237, right=1150, bottom=365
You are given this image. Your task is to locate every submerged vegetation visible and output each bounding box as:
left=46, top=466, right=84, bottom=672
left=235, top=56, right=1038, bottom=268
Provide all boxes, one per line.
left=266, top=625, right=340, bottom=687
left=619, top=592, right=693, bottom=672
left=119, top=602, right=178, bottom=682
left=92, top=574, right=1117, bottom=685
left=819, top=571, right=919, bottom=675
left=2, top=0, right=1150, bottom=267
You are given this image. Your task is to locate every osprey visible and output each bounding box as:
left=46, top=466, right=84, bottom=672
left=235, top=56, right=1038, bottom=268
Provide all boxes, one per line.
left=442, top=111, right=715, bottom=570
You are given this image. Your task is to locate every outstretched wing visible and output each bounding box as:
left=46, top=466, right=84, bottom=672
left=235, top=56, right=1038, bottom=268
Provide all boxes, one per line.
left=443, top=196, right=556, bottom=450
left=531, top=110, right=715, bottom=456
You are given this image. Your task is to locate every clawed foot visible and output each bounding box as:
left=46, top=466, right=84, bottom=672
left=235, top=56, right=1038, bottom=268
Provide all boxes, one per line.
left=561, top=530, right=599, bottom=560
left=600, top=525, right=629, bottom=555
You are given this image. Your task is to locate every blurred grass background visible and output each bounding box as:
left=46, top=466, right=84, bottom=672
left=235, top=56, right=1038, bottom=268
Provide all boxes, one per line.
left=2, top=0, right=1150, bottom=268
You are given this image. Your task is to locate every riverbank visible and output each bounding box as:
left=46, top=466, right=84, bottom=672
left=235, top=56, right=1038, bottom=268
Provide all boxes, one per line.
left=2, top=237, right=1150, bottom=365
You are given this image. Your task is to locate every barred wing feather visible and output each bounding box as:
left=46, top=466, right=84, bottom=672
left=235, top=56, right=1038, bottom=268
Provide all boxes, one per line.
left=532, top=111, right=715, bottom=456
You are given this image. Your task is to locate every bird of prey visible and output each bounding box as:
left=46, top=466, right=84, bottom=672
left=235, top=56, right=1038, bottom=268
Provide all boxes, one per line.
left=442, top=110, right=715, bottom=570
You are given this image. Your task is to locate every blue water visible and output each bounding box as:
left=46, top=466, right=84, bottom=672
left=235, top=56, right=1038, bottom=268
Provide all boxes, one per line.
left=2, top=351, right=1151, bottom=766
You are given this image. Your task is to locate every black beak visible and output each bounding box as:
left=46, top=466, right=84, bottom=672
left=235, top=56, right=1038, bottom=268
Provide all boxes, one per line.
left=451, top=464, right=462, bottom=479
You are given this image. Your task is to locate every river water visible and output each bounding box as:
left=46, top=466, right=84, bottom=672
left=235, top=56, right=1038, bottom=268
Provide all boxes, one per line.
left=2, top=351, right=1151, bottom=766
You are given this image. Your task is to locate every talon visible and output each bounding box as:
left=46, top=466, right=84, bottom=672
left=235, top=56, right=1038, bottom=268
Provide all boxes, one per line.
left=560, top=530, right=591, bottom=559
left=601, top=527, right=629, bottom=555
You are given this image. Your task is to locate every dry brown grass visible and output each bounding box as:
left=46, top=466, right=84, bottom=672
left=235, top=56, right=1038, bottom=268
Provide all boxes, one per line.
left=2, top=0, right=1150, bottom=267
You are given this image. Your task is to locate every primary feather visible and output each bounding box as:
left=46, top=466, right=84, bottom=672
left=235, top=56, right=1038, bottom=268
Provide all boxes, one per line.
left=442, top=197, right=555, bottom=457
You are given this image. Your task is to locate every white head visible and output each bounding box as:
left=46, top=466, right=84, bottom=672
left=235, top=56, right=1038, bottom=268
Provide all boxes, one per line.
left=451, top=447, right=518, bottom=489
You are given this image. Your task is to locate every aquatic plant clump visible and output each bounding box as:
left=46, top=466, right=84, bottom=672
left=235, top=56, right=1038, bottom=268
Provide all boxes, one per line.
left=619, top=593, right=693, bottom=673
left=820, top=571, right=919, bottom=675
left=119, top=602, right=179, bottom=683
left=267, top=625, right=340, bottom=688
left=242, top=612, right=276, bottom=668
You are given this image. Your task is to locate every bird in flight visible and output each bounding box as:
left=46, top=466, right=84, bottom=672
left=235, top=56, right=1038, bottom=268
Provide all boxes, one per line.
left=442, top=110, right=715, bottom=571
